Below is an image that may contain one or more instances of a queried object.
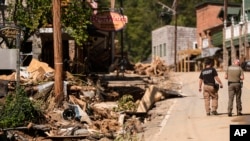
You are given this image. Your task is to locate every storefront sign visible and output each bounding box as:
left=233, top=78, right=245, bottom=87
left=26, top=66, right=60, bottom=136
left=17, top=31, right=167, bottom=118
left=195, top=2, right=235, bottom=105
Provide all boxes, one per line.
left=91, top=12, right=128, bottom=31
left=0, top=27, right=21, bottom=38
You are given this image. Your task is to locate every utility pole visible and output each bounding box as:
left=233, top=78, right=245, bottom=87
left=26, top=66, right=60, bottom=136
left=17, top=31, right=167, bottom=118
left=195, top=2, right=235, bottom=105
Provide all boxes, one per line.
left=111, top=0, right=115, bottom=64
left=157, top=1, right=177, bottom=71
left=243, top=0, right=249, bottom=60
left=53, top=0, right=64, bottom=105
left=120, top=0, right=124, bottom=67
left=223, top=0, right=228, bottom=70
left=239, top=0, right=245, bottom=61
left=230, top=17, right=236, bottom=63
left=239, top=15, right=243, bottom=61
left=111, top=0, right=115, bottom=8
left=174, top=0, right=178, bottom=72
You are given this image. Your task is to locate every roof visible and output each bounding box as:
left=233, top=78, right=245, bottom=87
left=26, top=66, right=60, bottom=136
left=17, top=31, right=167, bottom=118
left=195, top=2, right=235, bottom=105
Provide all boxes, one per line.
left=217, top=7, right=241, bottom=20
left=201, top=47, right=221, bottom=58
left=227, top=7, right=241, bottom=15
left=178, top=49, right=201, bottom=56
left=195, top=0, right=241, bottom=9
left=195, top=47, right=221, bottom=60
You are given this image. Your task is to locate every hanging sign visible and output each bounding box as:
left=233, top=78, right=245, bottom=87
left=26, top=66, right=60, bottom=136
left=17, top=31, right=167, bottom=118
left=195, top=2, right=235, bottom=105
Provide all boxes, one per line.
left=0, top=26, right=23, bottom=48
left=91, top=11, right=128, bottom=31
left=0, top=27, right=20, bottom=38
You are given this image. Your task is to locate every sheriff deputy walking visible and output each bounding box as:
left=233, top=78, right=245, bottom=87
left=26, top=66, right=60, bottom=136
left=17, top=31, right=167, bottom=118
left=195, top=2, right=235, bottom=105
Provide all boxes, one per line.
left=199, top=59, right=223, bottom=116
left=225, top=59, right=244, bottom=117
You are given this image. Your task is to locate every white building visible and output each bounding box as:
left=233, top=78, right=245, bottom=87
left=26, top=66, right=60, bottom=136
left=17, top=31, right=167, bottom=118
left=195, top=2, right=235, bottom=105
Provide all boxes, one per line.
left=152, top=25, right=197, bottom=66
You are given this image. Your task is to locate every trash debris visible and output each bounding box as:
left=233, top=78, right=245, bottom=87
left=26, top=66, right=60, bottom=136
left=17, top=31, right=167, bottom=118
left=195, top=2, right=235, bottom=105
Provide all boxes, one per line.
left=0, top=58, right=182, bottom=140
left=62, top=108, right=76, bottom=120
left=36, top=81, right=54, bottom=93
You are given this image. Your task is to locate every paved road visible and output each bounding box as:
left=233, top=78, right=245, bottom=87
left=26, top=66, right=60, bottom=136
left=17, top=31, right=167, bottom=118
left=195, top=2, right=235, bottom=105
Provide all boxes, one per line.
left=144, top=71, right=250, bottom=141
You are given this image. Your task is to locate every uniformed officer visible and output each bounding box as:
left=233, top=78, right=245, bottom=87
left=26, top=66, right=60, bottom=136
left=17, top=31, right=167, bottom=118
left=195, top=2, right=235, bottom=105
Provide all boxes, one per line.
left=199, top=59, right=223, bottom=116
left=225, top=59, right=244, bottom=117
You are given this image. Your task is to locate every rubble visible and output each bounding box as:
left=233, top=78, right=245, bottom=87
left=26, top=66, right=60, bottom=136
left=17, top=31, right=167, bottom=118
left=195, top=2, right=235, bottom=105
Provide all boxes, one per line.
left=0, top=58, right=182, bottom=140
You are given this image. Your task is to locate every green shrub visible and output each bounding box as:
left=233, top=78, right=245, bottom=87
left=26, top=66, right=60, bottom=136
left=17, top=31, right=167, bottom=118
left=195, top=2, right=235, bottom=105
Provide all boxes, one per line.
left=0, top=88, right=42, bottom=128
left=114, top=94, right=137, bottom=112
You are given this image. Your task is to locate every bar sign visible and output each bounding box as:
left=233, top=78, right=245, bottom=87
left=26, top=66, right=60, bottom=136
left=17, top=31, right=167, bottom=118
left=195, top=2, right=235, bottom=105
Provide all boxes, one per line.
left=230, top=125, right=250, bottom=141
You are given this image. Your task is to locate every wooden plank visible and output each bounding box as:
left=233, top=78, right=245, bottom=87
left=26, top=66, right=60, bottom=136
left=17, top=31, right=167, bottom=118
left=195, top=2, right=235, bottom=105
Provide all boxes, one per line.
left=107, top=80, right=146, bottom=88
left=46, top=135, right=88, bottom=139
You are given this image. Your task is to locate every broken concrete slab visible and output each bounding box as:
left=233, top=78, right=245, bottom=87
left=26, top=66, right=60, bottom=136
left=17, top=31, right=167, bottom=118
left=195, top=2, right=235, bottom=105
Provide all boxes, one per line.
left=136, top=85, right=164, bottom=113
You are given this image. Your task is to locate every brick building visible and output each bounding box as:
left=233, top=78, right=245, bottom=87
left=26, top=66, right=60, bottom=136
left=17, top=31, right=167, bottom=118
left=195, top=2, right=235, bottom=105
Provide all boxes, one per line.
left=195, top=1, right=241, bottom=69
left=151, top=1, right=243, bottom=71
left=196, top=2, right=225, bottom=48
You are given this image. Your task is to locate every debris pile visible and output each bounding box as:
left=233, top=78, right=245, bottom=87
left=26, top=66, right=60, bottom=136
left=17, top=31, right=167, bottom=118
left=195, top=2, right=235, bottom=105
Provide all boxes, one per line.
left=134, top=57, right=170, bottom=76
left=0, top=58, right=182, bottom=140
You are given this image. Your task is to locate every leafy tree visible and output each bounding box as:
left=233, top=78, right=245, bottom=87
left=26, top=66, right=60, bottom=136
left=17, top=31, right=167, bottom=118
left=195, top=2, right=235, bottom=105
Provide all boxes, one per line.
left=61, top=0, right=92, bottom=45
left=10, top=0, right=92, bottom=47
left=115, top=0, right=184, bottom=63
left=114, top=0, right=242, bottom=63
left=8, top=0, right=243, bottom=63
left=120, top=0, right=161, bottom=62
left=9, top=0, right=52, bottom=47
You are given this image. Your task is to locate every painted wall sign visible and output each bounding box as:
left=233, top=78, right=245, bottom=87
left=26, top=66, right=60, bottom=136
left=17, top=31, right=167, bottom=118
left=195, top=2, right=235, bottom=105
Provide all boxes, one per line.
left=91, top=12, right=128, bottom=31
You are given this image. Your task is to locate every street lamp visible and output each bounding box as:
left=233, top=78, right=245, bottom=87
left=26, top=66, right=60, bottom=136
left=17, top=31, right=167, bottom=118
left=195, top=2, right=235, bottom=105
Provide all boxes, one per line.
left=0, top=0, right=6, bottom=26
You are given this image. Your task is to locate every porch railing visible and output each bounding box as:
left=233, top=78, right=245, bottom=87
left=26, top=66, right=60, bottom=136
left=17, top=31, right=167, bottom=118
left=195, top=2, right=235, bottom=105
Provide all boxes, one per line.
left=225, top=21, right=250, bottom=41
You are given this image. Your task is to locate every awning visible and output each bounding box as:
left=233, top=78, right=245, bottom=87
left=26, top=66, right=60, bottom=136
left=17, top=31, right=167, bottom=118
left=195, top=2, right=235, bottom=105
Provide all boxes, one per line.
left=217, top=7, right=241, bottom=20
left=178, top=49, right=201, bottom=55
left=195, top=47, right=221, bottom=60
left=201, top=47, right=221, bottom=58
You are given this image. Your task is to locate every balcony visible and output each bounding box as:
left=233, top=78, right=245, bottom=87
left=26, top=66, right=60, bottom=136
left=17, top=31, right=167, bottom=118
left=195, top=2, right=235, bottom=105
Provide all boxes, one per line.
left=225, top=21, right=250, bottom=42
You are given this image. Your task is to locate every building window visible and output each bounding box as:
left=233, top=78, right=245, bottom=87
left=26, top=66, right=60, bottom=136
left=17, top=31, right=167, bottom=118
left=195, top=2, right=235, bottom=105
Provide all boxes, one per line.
left=202, top=38, right=209, bottom=48
left=157, top=45, right=160, bottom=57
left=160, top=44, right=162, bottom=57
left=193, top=42, right=197, bottom=49
left=163, top=43, right=166, bottom=56
left=153, top=46, right=156, bottom=57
